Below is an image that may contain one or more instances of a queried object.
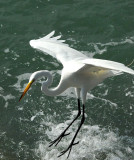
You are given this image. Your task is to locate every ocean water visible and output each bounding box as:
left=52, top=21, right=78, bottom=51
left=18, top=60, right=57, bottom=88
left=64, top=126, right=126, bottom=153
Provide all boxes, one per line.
left=0, top=0, right=134, bottom=159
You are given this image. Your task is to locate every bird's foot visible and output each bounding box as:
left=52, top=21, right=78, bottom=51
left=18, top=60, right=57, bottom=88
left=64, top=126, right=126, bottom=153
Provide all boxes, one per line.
left=58, top=141, right=79, bottom=158
left=49, top=132, right=70, bottom=147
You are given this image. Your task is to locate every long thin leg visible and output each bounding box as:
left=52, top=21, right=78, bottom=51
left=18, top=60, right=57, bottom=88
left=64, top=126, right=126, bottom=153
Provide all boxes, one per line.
left=58, top=104, right=85, bottom=158
left=49, top=99, right=81, bottom=147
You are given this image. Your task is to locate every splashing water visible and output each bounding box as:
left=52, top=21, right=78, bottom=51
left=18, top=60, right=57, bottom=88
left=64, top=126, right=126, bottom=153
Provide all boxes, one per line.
left=34, top=113, right=134, bottom=160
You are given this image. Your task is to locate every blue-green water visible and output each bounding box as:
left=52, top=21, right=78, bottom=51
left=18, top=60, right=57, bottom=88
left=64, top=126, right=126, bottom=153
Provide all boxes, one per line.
left=0, top=0, right=134, bottom=159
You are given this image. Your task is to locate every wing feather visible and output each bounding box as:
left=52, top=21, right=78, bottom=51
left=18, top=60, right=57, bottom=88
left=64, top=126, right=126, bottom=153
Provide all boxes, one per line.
left=29, top=31, right=87, bottom=66
left=82, top=59, right=134, bottom=75
left=42, top=31, right=55, bottom=39
left=30, top=31, right=134, bottom=75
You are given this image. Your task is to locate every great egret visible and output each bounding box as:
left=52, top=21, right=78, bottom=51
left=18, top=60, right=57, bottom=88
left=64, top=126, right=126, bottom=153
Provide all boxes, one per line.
left=19, top=31, right=134, bottom=158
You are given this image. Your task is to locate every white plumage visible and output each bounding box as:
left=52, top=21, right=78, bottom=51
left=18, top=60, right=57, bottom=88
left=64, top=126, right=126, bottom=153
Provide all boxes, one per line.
left=30, top=31, right=134, bottom=75
left=20, top=31, right=134, bottom=158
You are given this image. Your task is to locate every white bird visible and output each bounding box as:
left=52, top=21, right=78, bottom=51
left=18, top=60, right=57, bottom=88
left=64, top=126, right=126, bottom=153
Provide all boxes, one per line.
left=19, top=31, right=134, bottom=158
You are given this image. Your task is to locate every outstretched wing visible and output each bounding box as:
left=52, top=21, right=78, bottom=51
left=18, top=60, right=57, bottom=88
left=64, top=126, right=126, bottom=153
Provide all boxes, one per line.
left=29, top=31, right=87, bottom=67
left=80, top=59, right=134, bottom=75
left=30, top=31, right=134, bottom=75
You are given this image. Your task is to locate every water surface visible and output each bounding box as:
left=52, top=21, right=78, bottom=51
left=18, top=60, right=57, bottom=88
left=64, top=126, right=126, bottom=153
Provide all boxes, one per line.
left=0, top=0, right=134, bottom=159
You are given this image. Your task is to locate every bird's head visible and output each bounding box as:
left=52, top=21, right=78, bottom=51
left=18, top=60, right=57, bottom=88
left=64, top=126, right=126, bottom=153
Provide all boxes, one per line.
left=19, top=71, right=45, bottom=102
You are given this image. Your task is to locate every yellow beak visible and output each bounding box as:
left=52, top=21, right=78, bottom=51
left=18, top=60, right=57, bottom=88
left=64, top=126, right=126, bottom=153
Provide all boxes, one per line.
left=19, top=80, right=34, bottom=102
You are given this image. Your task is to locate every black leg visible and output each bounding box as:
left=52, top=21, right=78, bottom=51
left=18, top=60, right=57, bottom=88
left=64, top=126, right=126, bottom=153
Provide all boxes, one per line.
left=58, top=104, right=85, bottom=158
left=49, top=99, right=81, bottom=147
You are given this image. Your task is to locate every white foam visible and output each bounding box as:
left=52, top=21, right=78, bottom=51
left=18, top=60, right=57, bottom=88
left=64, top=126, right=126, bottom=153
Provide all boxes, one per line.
left=31, top=111, right=44, bottom=121
left=13, top=73, right=31, bottom=91
left=4, top=48, right=10, bottom=53
left=93, top=44, right=107, bottom=55
left=85, top=37, right=134, bottom=58
left=125, top=91, right=134, bottom=97
left=0, top=93, right=15, bottom=108
left=95, top=38, right=134, bottom=47
left=34, top=116, right=134, bottom=160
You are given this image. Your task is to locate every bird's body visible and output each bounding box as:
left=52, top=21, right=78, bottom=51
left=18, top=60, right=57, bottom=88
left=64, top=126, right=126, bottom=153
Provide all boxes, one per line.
left=19, top=31, right=134, bottom=158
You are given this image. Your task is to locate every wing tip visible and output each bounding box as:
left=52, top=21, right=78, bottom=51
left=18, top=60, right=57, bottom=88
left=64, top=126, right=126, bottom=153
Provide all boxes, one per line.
left=29, top=40, right=36, bottom=48
left=29, top=31, right=69, bottom=48
left=45, top=30, right=55, bottom=39
left=50, top=30, right=55, bottom=36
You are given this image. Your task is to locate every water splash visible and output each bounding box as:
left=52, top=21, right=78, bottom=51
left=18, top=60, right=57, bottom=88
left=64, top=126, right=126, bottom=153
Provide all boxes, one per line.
left=34, top=115, right=134, bottom=160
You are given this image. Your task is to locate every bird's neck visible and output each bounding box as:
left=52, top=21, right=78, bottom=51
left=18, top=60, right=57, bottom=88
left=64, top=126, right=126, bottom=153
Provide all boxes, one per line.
left=40, top=70, right=68, bottom=97
left=42, top=81, right=68, bottom=97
